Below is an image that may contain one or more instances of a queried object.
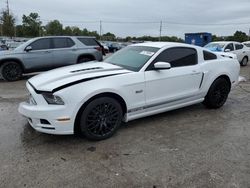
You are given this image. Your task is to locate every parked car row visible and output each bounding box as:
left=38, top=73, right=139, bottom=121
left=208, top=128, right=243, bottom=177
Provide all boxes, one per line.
left=0, top=36, right=103, bottom=81
left=101, top=42, right=129, bottom=53
left=204, top=41, right=250, bottom=66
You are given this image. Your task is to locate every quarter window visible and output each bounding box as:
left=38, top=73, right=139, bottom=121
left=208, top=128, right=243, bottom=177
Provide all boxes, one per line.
left=203, top=51, right=217, bottom=60
left=148, top=47, right=197, bottom=69
left=235, top=44, right=243, bottom=50
left=77, top=38, right=99, bottom=46
left=29, top=38, right=51, bottom=50
left=53, top=38, right=75, bottom=48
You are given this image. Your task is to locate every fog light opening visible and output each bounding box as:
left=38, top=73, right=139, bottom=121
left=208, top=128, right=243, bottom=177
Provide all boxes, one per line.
left=40, top=119, right=51, bottom=125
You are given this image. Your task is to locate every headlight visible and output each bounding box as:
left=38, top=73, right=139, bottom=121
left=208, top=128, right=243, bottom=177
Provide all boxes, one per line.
left=42, top=93, right=64, bottom=105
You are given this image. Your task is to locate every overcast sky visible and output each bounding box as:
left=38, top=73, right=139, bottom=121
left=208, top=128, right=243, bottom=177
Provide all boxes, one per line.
left=2, top=0, right=250, bottom=38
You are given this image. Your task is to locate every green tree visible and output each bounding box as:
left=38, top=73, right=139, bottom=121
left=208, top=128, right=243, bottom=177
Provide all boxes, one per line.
left=102, top=32, right=116, bottom=41
left=46, top=20, right=63, bottom=35
left=15, top=25, right=24, bottom=37
left=63, top=26, right=72, bottom=35
left=231, top=31, right=248, bottom=42
left=22, top=13, right=42, bottom=37
left=0, top=10, right=15, bottom=37
left=89, top=31, right=99, bottom=39
left=71, top=26, right=82, bottom=36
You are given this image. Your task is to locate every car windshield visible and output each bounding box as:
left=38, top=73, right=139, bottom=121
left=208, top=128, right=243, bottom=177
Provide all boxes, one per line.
left=204, top=43, right=225, bottom=52
left=105, top=46, right=159, bottom=71
left=14, top=38, right=33, bottom=51
left=244, top=43, right=250, bottom=47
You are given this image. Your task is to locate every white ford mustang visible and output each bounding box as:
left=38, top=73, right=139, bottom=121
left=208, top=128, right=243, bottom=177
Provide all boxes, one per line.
left=19, top=42, right=240, bottom=140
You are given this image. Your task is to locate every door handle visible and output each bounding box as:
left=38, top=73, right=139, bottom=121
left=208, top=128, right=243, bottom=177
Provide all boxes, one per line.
left=44, top=51, right=51, bottom=53
left=191, top=70, right=200, bottom=75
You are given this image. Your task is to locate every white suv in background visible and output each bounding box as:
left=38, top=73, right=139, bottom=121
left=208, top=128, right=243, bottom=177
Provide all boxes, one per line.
left=243, top=41, right=250, bottom=48
left=205, top=41, right=250, bottom=66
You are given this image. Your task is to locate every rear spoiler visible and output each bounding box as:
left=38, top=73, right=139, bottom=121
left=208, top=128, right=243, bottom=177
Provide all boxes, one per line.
left=215, top=52, right=237, bottom=59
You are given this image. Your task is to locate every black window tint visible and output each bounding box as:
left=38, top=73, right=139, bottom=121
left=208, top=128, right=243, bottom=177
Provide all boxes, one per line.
left=67, top=38, right=75, bottom=47
left=78, top=38, right=98, bottom=46
left=30, top=38, right=51, bottom=50
left=203, top=51, right=217, bottom=60
left=151, top=47, right=197, bottom=68
left=235, top=44, right=243, bottom=50
left=225, top=43, right=234, bottom=51
left=53, top=38, right=74, bottom=48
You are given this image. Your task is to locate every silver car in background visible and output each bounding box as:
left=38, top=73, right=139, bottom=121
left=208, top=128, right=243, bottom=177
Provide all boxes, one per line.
left=0, top=36, right=103, bottom=81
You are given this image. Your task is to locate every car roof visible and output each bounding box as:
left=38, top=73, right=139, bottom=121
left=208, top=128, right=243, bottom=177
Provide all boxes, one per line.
left=34, top=36, right=96, bottom=39
left=209, top=41, right=240, bottom=44
left=131, top=42, right=198, bottom=49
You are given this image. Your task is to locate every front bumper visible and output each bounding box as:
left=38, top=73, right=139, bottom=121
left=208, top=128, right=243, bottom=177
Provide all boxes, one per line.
left=18, top=102, right=74, bottom=135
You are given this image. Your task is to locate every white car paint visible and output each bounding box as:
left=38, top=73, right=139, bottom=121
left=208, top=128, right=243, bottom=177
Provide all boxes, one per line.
left=243, top=41, right=250, bottom=48
left=205, top=41, right=250, bottom=64
left=18, top=42, right=240, bottom=135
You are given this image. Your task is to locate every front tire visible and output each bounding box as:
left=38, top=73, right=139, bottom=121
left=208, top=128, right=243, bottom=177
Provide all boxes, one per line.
left=0, top=62, right=23, bottom=81
left=240, top=57, right=248, bottom=66
left=203, top=78, right=231, bottom=109
left=79, top=97, right=123, bottom=141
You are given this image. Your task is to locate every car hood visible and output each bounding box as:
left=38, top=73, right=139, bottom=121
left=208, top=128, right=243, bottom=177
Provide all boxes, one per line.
left=28, top=62, right=131, bottom=93
left=0, top=50, right=15, bottom=55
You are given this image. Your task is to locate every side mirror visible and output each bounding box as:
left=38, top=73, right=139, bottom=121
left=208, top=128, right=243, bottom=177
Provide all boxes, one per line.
left=154, top=62, right=171, bottom=70
left=25, top=46, right=32, bottom=52
left=225, top=49, right=231, bottom=52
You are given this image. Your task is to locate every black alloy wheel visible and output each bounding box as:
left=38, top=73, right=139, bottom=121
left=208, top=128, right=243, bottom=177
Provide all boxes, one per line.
left=79, top=97, right=123, bottom=140
left=0, top=62, right=22, bottom=81
left=203, top=78, right=231, bottom=109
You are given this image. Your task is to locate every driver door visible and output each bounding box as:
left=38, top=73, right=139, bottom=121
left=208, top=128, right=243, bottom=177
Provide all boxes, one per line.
left=22, top=38, right=54, bottom=71
left=144, top=47, right=203, bottom=109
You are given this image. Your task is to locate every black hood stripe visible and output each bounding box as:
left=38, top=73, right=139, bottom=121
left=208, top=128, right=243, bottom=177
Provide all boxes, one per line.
left=70, top=67, right=124, bottom=73
left=51, top=72, right=129, bottom=93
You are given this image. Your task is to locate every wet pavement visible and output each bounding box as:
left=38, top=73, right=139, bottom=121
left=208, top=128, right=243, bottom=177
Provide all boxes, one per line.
left=0, top=67, right=250, bottom=188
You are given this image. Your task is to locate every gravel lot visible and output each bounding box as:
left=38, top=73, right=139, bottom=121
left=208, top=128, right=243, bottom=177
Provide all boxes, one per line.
left=0, top=65, right=250, bottom=188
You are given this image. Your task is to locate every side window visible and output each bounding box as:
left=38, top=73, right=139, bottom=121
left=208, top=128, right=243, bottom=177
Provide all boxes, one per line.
left=53, top=38, right=75, bottom=48
left=235, top=44, right=243, bottom=50
left=77, top=38, right=99, bottom=46
left=203, top=51, right=217, bottom=60
left=225, top=43, right=234, bottom=51
left=67, top=38, right=75, bottom=47
left=29, top=38, right=51, bottom=50
left=149, top=47, right=197, bottom=69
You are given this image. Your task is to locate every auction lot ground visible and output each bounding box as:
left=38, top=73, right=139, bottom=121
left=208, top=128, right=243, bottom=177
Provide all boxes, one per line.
left=0, top=65, right=250, bottom=188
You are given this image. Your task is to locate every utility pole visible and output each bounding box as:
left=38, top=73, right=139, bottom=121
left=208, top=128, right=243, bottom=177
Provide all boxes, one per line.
left=6, top=0, right=10, bottom=15
left=159, top=21, right=162, bottom=41
left=99, top=20, right=102, bottom=41
left=248, top=28, right=250, bottom=40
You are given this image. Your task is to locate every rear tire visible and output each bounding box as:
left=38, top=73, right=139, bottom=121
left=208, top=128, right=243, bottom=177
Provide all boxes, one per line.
left=79, top=97, right=123, bottom=141
left=240, top=57, right=248, bottom=66
left=203, top=78, right=231, bottom=109
left=77, top=57, right=94, bottom=64
left=0, top=61, right=22, bottom=81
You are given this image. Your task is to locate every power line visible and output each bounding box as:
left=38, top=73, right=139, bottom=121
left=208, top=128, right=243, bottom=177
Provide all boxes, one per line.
left=38, top=19, right=250, bottom=26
